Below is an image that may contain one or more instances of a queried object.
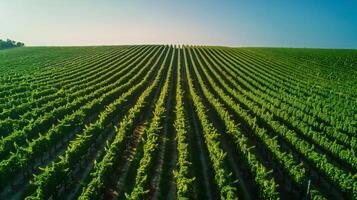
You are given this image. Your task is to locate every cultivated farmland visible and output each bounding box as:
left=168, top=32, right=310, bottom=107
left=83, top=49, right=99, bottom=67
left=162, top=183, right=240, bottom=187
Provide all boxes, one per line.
left=0, top=45, right=356, bottom=200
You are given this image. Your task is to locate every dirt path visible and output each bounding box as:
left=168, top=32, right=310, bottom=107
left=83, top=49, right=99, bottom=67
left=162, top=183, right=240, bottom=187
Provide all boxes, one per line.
left=111, top=124, right=147, bottom=199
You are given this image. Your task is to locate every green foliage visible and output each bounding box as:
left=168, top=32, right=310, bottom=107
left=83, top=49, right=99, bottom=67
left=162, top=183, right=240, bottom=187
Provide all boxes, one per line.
left=0, top=38, right=24, bottom=50
left=0, top=45, right=356, bottom=199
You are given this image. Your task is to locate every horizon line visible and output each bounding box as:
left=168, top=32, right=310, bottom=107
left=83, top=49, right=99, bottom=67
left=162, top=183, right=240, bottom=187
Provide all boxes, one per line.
left=18, top=44, right=357, bottom=50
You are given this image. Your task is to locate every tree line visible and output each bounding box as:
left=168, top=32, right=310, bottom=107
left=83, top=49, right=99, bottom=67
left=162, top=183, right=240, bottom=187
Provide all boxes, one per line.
left=0, top=39, right=25, bottom=50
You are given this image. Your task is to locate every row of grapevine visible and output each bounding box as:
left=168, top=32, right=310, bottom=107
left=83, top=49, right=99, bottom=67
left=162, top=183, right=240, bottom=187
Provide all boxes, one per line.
left=78, top=46, right=172, bottom=200
left=191, top=46, right=328, bottom=199
left=172, top=48, right=195, bottom=199
left=187, top=46, right=283, bottom=199
left=195, top=46, right=356, bottom=199
left=0, top=45, right=355, bottom=199
left=229, top=49, right=355, bottom=134
left=126, top=47, right=175, bottom=199
left=183, top=47, right=238, bottom=200
left=0, top=46, right=159, bottom=160
left=0, top=46, right=148, bottom=137
left=0, top=46, right=164, bottom=189
left=23, top=46, right=169, bottom=199
left=0, top=46, right=127, bottom=106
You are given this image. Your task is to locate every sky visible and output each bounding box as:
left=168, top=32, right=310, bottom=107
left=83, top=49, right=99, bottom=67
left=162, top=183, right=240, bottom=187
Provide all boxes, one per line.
left=0, top=0, right=357, bottom=48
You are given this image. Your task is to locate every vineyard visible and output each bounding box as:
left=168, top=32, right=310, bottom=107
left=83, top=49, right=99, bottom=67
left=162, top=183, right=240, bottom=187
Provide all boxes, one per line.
left=0, top=45, right=356, bottom=200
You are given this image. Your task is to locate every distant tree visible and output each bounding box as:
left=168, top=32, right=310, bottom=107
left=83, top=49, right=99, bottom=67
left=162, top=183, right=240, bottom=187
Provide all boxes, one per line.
left=16, top=41, right=25, bottom=47
left=0, top=39, right=25, bottom=50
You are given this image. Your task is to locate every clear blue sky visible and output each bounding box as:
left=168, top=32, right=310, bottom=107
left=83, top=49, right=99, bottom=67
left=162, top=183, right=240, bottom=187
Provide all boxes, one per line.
left=1, top=0, right=356, bottom=48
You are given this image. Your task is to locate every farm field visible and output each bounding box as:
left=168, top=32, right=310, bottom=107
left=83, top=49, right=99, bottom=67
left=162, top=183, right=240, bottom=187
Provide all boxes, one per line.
left=0, top=45, right=356, bottom=200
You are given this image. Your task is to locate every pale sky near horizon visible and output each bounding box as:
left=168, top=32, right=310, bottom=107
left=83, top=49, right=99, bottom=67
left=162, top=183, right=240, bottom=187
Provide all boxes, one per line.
left=1, top=0, right=357, bottom=48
